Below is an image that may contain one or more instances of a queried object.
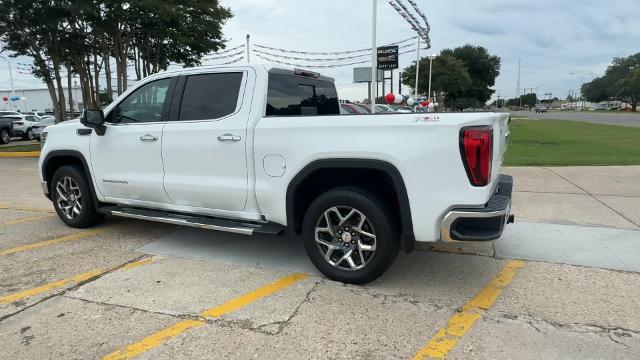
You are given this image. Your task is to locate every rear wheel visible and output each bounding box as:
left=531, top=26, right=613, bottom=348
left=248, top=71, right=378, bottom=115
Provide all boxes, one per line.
left=51, top=165, right=104, bottom=228
left=23, top=128, right=34, bottom=141
left=302, top=186, right=399, bottom=284
left=0, top=129, right=10, bottom=144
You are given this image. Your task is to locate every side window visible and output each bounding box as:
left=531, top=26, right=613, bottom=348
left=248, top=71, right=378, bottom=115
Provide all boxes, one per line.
left=26, top=116, right=37, bottom=122
left=112, top=78, right=172, bottom=124
left=266, top=74, right=340, bottom=116
left=178, top=72, right=243, bottom=121
left=315, top=82, right=340, bottom=115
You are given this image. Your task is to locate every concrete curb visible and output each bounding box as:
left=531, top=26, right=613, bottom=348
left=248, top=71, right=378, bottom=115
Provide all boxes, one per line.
left=0, top=151, right=41, bottom=158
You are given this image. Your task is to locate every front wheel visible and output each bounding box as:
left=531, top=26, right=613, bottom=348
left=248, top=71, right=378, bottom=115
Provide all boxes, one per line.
left=0, top=129, right=10, bottom=144
left=51, top=165, right=104, bottom=228
left=302, top=186, right=399, bottom=284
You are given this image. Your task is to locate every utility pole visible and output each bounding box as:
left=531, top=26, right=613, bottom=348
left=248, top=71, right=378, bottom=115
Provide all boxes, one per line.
left=516, top=58, right=521, bottom=109
left=414, top=36, right=421, bottom=99
left=7, top=59, right=15, bottom=111
left=246, top=34, right=251, bottom=63
left=371, top=0, right=377, bottom=113
left=427, top=55, right=435, bottom=100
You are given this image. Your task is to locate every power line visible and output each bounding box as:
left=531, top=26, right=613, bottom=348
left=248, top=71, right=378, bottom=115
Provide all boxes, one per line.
left=253, top=36, right=417, bottom=55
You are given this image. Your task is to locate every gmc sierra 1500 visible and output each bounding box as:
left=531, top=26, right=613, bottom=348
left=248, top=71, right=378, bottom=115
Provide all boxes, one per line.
left=39, top=64, right=513, bottom=284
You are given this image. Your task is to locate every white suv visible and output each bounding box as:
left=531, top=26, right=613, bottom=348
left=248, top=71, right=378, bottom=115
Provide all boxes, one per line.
left=1, top=114, right=40, bottom=140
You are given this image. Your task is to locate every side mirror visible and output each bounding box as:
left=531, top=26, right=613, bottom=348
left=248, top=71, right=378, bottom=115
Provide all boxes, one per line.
left=81, top=109, right=106, bottom=135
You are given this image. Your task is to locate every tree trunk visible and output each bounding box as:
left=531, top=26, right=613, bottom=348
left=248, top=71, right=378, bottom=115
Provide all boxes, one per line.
left=142, top=57, right=148, bottom=78
left=86, top=55, right=96, bottom=109
left=45, top=81, right=61, bottom=123
left=73, top=57, right=91, bottom=110
left=122, top=37, right=129, bottom=92
left=114, top=31, right=123, bottom=95
left=104, top=53, right=113, bottom=103
left=67, top=67, right=74, bottom=114
left=93, top=54, right=101, bottom=107
left=133, top=47, right=141, bottom=80
left=52, top=59, right=66, bottom=122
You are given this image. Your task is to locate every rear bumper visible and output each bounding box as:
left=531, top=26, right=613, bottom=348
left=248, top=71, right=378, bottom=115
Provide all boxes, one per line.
left=440, top=174, right=514, bottom=242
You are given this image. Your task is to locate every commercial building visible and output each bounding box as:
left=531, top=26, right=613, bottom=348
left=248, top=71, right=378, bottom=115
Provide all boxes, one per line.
left=0, top=86, right=84, bottom=113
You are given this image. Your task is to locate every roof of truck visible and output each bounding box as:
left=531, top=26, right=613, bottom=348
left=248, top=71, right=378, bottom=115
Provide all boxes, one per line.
left=149, top=63, right=334, bottom=83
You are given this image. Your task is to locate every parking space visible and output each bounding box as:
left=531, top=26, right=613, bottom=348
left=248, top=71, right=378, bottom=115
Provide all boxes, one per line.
left=1, top=157, right=640, bottom=359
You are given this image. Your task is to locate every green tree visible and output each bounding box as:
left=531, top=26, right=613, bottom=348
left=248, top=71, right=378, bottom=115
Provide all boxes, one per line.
left=0, top=0, right=71, bottom=121
left=582, top=53, right=640, bottom=112
left=402, top=54, right=472, bottom=108
left=440, top=45, right=501, bottom=104
left=520, top=93, right=537, bottom=108
left=1, top=0, right=232, bottom=116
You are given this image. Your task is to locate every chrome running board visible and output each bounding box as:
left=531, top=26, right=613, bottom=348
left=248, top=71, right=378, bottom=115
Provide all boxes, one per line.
left=107, top=207, right=284, bottom=236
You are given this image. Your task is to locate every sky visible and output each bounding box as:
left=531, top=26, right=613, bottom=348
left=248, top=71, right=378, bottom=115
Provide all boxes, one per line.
left=1, top=0, right=639, bottom=103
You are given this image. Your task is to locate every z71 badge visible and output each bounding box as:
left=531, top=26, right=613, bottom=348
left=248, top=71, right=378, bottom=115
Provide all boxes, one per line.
left=413, top=115, right=440, bottom=122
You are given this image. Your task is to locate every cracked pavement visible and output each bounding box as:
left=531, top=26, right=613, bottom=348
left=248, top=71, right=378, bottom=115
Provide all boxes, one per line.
left=1, top=158, right=640, bottom=359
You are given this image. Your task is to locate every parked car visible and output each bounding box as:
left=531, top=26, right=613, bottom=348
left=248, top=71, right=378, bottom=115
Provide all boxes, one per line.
left=355, top=104, right=393, bottom=113
left=24, top=111, right=48, bottom=117
left=0, top=111, right=21, bottom=117
left=388, top=105, right=413, bottom=113
left=0, top=116, right=14, bottom=144
left=534, top=108, right=548, bottom=113
left=0, top=114, right=40, bottom=140
left=32, top=117, right=56, bottom=141
left=39, top=65, right=513, bottom=284
left=340, top=103, right=369, bottom=114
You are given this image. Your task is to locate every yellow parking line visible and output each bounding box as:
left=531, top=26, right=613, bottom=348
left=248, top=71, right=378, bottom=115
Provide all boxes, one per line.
left=0, top=258, right=155, bottom=304
left=0, top=228, right=108, bottom=256
left=102, top=272, right=309, bottom=360
left=0, top=151, right=41, bottom=158
left=0, top=204, right=55, bottom=213
left=0, top=214, right=53, bottom=227
left=413, top=260, right=525, bottom=360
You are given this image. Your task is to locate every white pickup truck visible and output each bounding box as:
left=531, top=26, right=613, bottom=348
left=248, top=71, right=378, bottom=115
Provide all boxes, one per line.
left=38, top=64, right=513, bottom=284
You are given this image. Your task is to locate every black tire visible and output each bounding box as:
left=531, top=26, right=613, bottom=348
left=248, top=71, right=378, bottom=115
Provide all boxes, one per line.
left=51, top=165, right=104, bottom=228
left=0, top=129, right=10, bottom=144
left=302, top=186, right=400, bottom=284
left=23, top=128, right=34, bottom=141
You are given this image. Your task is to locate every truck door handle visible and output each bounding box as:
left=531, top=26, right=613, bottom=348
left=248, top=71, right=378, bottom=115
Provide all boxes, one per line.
left=139, top=134, right=158, bottom=142
left=217, top=134, right=241, bottom=142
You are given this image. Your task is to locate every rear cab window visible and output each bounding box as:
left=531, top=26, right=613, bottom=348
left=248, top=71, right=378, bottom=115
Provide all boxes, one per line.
left=266, top=71, right=339, bottom=116
left=177, top=72, right=244, bottom=121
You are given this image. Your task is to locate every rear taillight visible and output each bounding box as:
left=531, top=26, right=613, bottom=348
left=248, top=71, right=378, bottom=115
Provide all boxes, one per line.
left=460, top=126, right=493, bottom=187
left=14, top=121, right=24, bottom=125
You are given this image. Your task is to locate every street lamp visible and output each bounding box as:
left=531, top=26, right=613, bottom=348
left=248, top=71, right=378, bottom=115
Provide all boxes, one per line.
left=427, top=54, right=436, bottom=101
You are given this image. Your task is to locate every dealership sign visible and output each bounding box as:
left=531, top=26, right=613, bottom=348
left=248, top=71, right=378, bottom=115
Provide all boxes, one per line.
left=377, top=45, right=399, bottom=69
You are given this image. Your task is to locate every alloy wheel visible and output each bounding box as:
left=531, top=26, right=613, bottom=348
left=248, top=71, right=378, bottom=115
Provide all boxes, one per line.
left=314, top=206, right=377, bottom=271
left=55, top=176, right=83, bottom=220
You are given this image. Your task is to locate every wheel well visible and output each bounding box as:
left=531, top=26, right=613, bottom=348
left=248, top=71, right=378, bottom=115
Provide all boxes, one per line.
left=287, top=161, right=415, bottom=252
left=43, top=156, right=84, bottom=194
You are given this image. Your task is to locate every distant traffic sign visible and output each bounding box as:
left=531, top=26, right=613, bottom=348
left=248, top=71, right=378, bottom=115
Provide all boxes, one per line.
left=377, top=45, right=399, bottom=69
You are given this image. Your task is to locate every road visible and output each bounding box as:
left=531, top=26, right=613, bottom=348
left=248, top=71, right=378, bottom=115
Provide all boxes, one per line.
left=510, top=110, right=640, bottom=127
left=0, top=157, right=639, bottom=359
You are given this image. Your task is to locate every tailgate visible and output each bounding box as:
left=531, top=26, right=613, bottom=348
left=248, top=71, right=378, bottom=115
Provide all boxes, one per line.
left=491, top=113, right=510, bottom=182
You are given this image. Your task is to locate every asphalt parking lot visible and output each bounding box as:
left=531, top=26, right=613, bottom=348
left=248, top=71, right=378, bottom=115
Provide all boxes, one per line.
left=1, top=157, right=640, bottom=359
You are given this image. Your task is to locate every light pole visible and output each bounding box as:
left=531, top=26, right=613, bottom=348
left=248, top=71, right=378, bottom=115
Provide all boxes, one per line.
left=570, top=72, right=596, bottom=111
left=371, top=0, right=377, bottom=113
left=427, top=54, right=436, bottom=101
